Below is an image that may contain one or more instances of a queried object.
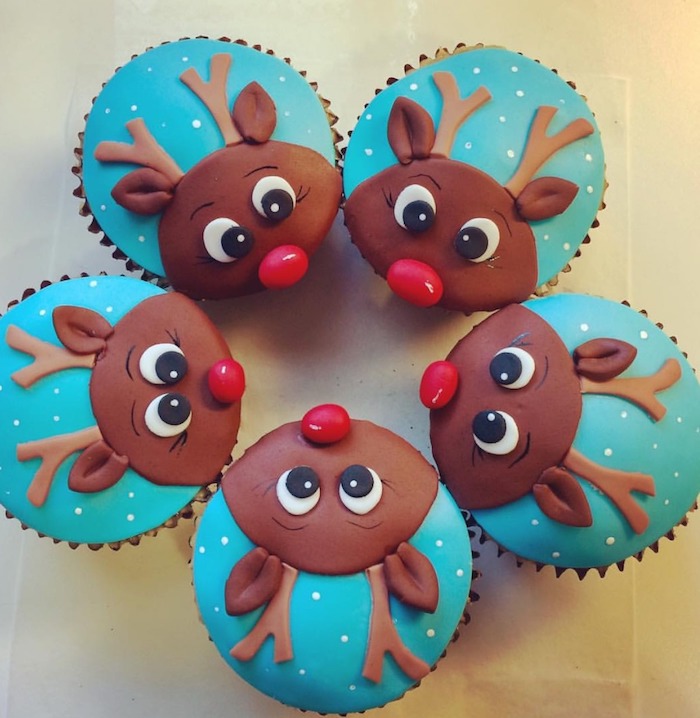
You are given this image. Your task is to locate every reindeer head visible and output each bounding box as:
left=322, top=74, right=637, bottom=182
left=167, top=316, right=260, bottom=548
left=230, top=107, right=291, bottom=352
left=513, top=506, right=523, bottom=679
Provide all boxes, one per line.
left=344, top=71, right=596, bottom=312
left=93, top=52, right=341, bottom=299
left=8, top=287, right=245, bottom=507
left=422, top=302, right=681, bottom=534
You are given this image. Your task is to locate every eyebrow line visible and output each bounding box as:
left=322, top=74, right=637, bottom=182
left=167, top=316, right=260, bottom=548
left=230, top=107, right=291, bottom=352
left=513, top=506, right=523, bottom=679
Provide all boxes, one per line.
left=244, top=165, right=280, bottom=178
left=408, top=173, right=442, bottom=190
left=189, top=201, right=215, bottom=221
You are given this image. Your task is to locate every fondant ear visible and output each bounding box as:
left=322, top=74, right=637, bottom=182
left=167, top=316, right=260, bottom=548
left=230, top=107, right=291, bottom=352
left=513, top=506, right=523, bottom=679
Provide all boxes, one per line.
left=387, top=96, right=435, bottom=164
left=573, top=338, right=638, bottom=382
left=515, top=176, right=579, bottom=221
left=420, top=360, right=459, bottom=409
left=225, top=547, right=283, bottom=616
left=533, top=466, right=593, bottom=527
left=68, top=440, right=129, bottom=494
left=110, top=167, right=176, bottom=215
left=232, top=82, right=277, bottom=144
left=52, top=306, right=114, bottom=355
left=384, top=542, right=439, bottom=613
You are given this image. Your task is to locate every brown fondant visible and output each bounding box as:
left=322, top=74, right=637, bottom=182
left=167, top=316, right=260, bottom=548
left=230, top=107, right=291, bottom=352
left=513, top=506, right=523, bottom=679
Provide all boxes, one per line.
left=7, top=324, right=95, bottom=388
left=534, top=466, right=593, bottom=527
left=225, top=547, right=283, bottom=616
left=514, top=176, right=579, bottom=221
left=383, top=541, right=439, bottom=614
left=67, top=440, right=129, bottom=494
left=362, top=564, right=431, bottom=684
left=230, top=563, right=297, bottom=663
left=52, top=306, right=113, bottom=355
left=574, top=337, right=637, bottom=382
left=110, top=167, right=176, bottom=216
left=232, top=82, right=277, bottom=144
left=387, top=97, right=435, bottom=164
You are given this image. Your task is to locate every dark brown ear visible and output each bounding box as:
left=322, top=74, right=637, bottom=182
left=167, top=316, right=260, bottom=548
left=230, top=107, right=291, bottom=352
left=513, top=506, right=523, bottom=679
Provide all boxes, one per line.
left=384, top=542, right=439, bottom=613
left=68, top=440, right=129, bottom=493
left=225, top=547, right=282, bottom=616
left=515, top=176, right=579, bottom=221
left=574, top=338, right=638, bottom=382
left=232, top=82, right=277, bottom=144
left=110, top=167, right=176, bottom=215
left=52, top=306, right=113, bottom=355
left=533, top=466, right=592, bottom=527
left=387, top=96, right=435, bottom=164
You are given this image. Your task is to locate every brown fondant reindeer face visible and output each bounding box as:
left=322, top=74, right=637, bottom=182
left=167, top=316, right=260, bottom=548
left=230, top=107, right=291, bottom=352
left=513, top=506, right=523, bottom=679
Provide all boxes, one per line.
left=423, top=303, right=681, bottom=534
left=9, top=291, right=244, bottom=507
left=95, top=55, right=341, bottom=300
left=344, top=73, right=593, bottom=313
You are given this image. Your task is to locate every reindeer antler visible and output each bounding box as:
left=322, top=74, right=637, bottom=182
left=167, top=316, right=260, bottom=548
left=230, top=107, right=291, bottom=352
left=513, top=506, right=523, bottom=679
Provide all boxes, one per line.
left=431, top=72, right=492, bottom=158
left=94, top=118, right=184, bottom=185
left=505, top=106, right=594, bottom=197
left=180, top=53, right=243, bottom=146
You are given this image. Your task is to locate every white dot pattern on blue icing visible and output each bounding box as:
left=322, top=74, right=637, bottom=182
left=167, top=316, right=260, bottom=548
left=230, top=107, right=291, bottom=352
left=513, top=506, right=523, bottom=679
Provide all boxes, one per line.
left=82, top=38, right=337, bottom=277
left=193, top=486, right=471, bottom=714
left=0, top=276, right=199, bottom=544
left=343, top=47, right=604, bottom=286
left=472, top=294, right=700, bottom=569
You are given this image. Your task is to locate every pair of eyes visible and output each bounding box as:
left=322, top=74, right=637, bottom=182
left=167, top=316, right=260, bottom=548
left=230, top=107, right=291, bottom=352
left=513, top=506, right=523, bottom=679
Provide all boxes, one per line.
left=393, top=184, right=500, bottom=263
left=202, top=175, right=297, bottom=263
left=276, top=464, right=383, bottom=517
left=472, top=346, right=536, bottom=456
left=138, top=343, right=192, bottom=438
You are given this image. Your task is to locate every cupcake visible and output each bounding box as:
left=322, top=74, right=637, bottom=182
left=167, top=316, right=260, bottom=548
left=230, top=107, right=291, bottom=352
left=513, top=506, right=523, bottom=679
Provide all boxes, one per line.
left=420, top=294, right=700, bottom=576
left=192, top=404, right=473, bottom=713
left=0, top=275, right=245, bottom=548
left=75, top=37, right=342, bottom=300
left=343, top=44, right=605, bottom=313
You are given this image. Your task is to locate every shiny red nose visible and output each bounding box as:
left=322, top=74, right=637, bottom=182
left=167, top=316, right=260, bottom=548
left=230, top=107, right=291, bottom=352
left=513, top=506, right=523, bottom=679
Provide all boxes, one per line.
left=301, top=404, right=351, bottom=444
left=208, top=359, right=246, bottom=404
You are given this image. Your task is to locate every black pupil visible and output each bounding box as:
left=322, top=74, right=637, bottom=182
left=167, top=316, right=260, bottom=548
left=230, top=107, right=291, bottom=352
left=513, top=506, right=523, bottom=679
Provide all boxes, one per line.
left=157, top=393, right=191, bottom=427
left=454, top=225, right=488, bottom=260
left=155, top=350, right=188, bottom=385
left=489, top=351, right=522, bottom=386
left=286, top=466, right=319, bottom=499
left=261, top=188, right=294, bottom=222
left=221, top=226, right=254, bottom=259
left=472, top=411, right=507, bottom=444
left=402, top=200, right=434, bottom=233
left=340, top=464, right=374, bottom=498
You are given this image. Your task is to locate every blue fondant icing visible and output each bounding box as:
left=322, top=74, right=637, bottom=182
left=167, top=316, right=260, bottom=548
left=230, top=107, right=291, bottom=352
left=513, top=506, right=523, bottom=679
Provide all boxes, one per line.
left=82, top=38, right=337, bottom=277
left=343, top=47, right=605, bottom=286
left=0, top=276, right=199, bottom=544
left=472, top=294, right=700, bottom=569
left=193, top=485, right=471, bottom=714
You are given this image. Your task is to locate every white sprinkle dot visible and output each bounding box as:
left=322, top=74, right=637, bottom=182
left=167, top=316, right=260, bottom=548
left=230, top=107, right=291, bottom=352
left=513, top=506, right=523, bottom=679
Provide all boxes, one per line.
left=147, top=67, right=153, bottom=73
left=283, top=110, right=291, bottom=117
left=409, top=82, right=418, bottom=91
left=456, top=568, right=464, bottom=577
left=580, top=323, right=589, bottom=332
left=664, top=499, right=670, bottom=506
left=279, top=75, right=286, bottom=82
left=507, top=149, right=515, bottom=158
left=586, top=185, right=594, bottom=194
left=543, top=234, right=550, bottom=240
left=499, top=115, right=506, bottom=123
left=516, top=90, right=525, bottom=97
left=677, top=416, right=683, bottom=424
left=340, top=635, right=349, bottom=643
left=130, top=104, right=138, bottom=112
left=311, top=591, right=321, bottom=601
left=531, top=519, right=540, bottom=526
left=126, top=513, right=135, bottom=522
left=605, top=536, right=616, bottom=546
left=552, top=551, right=561, bottom=559
left=198, top=546, right=206, bottom=554
left=621, top=410, right=628, bottom=419
left=673, top=471, right=680, bottom=478
left=105, top=108, right=111, bottom=114
left=182, top=57, right=189, bottom=62
left=653, top=443, right=659, bottom=450
left=128, top=492, right=135, bottom=499
left=365, top=113, right=372, bottom=120
left=192, top=119, right=202, bottom=129
left=299, top=669, right=306, bottom=676
left=604, top=448, right=613, bottom=457
left=426, top=628, right=436, bottom=638
left=53, top=416, right=60, bottom=422
left=435, top=539, right=443, bottom=547
left=585, top=153, right=593, bottom=162
left=221, top=536, right=229, bottom=546
left=472, top=67, right=481, bottom=74
left=464, top=141, right=472, bottom=149
left=12, top=419, right=19, bottom=427
left=349, top=685, right=357, bottom=692
left=639, top=330, right=649, bottom=340
left=364, top=148, right=373, bottom=156
left=74, top=507, right=83, bottom=516
left=53, top=388, right=60, bottom=394
left=89, top=280, right=98, bottom=288
left=105, top=306, right=113, bottom=313
left=0, top=386, right=2, bottom=391
left=563, top=242, right=571, bottom=251
left=213, top=606, right=220, bottom=613
left=39, top=309, right=46, bottom=317
left=100, top=205, right=106, bottom=212
left=138, top=235, right=146, bottom=243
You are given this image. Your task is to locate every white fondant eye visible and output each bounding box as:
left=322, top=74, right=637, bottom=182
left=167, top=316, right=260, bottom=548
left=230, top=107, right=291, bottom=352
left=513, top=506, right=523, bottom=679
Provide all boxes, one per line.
left=489, top=347, right=536, bottom=390
left=393, top=184, right=436, bottom=233
left=203, top=218, right=254, bottom=263
left=454, top=217, right=500, bottom=262
left=338, top=465, right=383, bottom=515
left=276, top=466, right=321, bottom=515
left=139, top=343, right=187, bottom=386
left=252, top=176, right=296, bottom=222
left=472, top=410, right=519, bottom=455
left=144, top=393, right=192, bottom=437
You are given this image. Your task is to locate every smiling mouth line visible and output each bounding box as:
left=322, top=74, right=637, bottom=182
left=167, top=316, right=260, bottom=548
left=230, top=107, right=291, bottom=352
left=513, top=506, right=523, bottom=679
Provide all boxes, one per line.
left=130, top=401, right=141, bottom=437
left=347, top=520, right=382, bottom=529
left=508, top=432, right=531, bottom=468
left=272, top=517, right=308, bottom=532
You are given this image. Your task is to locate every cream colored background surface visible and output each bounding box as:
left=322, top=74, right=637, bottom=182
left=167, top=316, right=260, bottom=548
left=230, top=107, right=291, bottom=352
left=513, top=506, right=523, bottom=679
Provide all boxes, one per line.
left=1, top=1, right=699, bottom=716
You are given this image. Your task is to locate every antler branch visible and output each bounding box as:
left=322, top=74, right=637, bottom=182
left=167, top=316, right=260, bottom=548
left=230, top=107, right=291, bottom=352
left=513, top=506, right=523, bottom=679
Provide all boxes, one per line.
left=7, top=325, right=95, bottom=388
left=17, top=426, right=103, bottom=507
left=431, top=72, right=491, bottom=158
left=505, top=106, right=594, bottom=197
left=180, top=53, right=243, bottom=146
left=94, top=118, right=184, bottom=185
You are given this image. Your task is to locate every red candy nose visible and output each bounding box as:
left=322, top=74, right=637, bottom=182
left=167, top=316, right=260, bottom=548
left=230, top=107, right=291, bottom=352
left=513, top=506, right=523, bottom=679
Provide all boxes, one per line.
left=258, top=245, right=309, bottom=289
left=208, top=359, right=245, bottom=404
left=420, top=360, right=459, bottom=409
left=387, top=259, right=444, bottom=307
left=301, top=404, right=351, bottom=444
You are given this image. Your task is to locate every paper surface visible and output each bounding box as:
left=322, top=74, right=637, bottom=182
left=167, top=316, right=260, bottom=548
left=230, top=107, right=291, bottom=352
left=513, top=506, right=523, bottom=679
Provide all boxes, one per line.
left=0, top=2, right=698, bottom=716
